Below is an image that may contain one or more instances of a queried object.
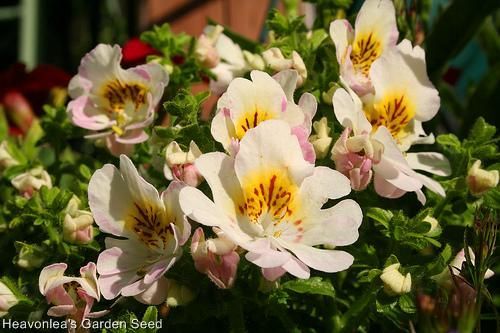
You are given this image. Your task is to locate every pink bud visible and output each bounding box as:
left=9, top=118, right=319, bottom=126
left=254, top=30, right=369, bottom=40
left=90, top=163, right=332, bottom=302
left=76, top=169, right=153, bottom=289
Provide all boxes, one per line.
left=332, top=128, right=379, bottom=191
left=2, top=91, right=36, bottom=134
left=191, top=227, right=240, bottom=289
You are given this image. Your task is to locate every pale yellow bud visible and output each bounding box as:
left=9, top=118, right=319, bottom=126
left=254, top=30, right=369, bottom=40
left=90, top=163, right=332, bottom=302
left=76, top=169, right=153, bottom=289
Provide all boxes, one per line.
left=466, top=160, right=499, bottom=196
left=309, top=117, right=332, bottom=159
left=243, top=51, right=265, bottom=71
left=423, top=216, right=441, bottom=237
left=380, top=263, right=411, bottom=295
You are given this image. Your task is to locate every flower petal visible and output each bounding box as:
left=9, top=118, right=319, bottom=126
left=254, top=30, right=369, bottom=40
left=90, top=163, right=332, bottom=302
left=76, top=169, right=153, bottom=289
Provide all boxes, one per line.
left=88, top=164, right=133, bottom=237
left=406, top=152, right=451, bottom=177
left=282, top=242, right=354, bottom=273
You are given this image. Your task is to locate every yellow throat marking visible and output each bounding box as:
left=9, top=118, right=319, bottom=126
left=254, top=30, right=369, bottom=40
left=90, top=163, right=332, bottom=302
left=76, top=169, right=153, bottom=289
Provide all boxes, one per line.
left=364, top=92, right=415, bottom=139
left=350, top=31, right=382, bottom=76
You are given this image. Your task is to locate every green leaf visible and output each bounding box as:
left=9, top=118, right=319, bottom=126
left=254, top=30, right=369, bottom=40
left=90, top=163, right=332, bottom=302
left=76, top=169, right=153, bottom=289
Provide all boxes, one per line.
left=468, top=117, right=497, bottom=143
left=79, top=164, right=92, bottom=180
left=436, top=134, right=461, bottom=150
left=366, top=207, right=393, bottom=229
left=0, top=106, right=8, bottom=141
left=281, top=277, right=335, bottom=298
left=137, top=306, right=159, bottom=333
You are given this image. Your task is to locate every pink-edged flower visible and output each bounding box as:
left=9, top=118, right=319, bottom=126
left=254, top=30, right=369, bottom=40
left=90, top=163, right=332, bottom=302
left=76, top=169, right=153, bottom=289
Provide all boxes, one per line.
left=332, top=86, right=449, bottom=204
left=88, top=155, right=190, bottom=303
left=38, top=262, right=105, bottom=325
left=180, top=120, right=362, bottom=281
left=212, top=70, right=317, bottom=162
left=11, top=166, right=52, bottom=198
left=191, top=227, right=240, bottom=289
left=0, top=281, right=18, bottom=317
left=67, top=44, right=168, bottom=156
left=164, top=141, right=203, bottom=187
left=329, top=0, right=398, bottom=95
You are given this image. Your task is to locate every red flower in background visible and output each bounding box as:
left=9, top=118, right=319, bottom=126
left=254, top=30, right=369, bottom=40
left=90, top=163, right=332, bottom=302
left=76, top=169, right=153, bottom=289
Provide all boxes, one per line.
left=121, top=37, right=160, bottom=67
left=0, top=63, right=71, bottom=135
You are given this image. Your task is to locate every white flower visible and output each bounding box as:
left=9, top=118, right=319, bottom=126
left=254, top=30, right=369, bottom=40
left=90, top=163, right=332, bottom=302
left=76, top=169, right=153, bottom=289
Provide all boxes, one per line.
left=212, top=70, right=317, bottom=162
left=88, top=155, right=190, bottom=302
left=380, top=263, right=411, bottom=295
left=329, top=0, right=398, bottom=95
left=180, top=120, right=362, bottom=280
left=11, top=166, right=52, bottom=197
left=0, top=281, right=18, bottom=317
left=466, top=160, right=499, bottom=196
left=331, top=85, right=449, bottom=203
left=364, top=40, right=440, bottom=152
left=204, top=26, right=248, bottom=95
left=63, top=196, right=94, bottom=245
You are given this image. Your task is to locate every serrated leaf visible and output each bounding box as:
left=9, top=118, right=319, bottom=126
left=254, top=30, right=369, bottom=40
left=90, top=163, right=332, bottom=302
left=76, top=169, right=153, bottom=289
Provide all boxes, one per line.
left=469, top=117, right=496, bottom=143
left=398, top=294, right=416, bottom=314
left=137, top=306, right=159, bottom=333
left=281, top=277, right=335, bottom=298
left=366, top=208, right=393, bottom=229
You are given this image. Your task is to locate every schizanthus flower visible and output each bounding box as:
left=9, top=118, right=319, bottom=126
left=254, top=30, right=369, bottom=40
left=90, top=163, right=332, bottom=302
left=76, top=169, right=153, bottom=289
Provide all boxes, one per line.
left=88, top=155, right=190, bottom=303
left=67, top=44, right=168, bottom=156
left=181, top=120, right=362, bottom=280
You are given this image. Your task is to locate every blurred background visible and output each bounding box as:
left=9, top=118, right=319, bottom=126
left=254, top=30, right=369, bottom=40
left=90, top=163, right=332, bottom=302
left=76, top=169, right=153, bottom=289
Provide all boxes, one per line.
left=0, top=0, right=498, bottom=134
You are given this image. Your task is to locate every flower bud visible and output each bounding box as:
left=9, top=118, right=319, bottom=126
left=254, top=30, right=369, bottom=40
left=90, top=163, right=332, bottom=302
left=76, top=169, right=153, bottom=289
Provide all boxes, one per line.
left=166, top=280, right=195, bottom=307
left=164, top=141, right=203, bottom=187
left=243, top=51, right=265, bottom=70
left=16, top=243, right=45, bottom=270
left=0, top=281, right=18, bottom=317
left=423, top=215, right=441, bottom=237
left=62, top=196, right=94, bottom=244
left=262, top=48, right=293, bottom=72
left=321, top=83, right=341, bottom=105
left=191, top=227, right=240, bottom=289
left=195, top=35, right=220, bottom=68
left=63, top=212, right=94, bottom=244
left=0, top=141, right=19, bottom=172
left=309, top=117, right=332, bottom=159
left=291, top=51, right=307, bottom=86
left=332, top=128, right=383, bottom=191
left=11, top=166, right=52, bottom=197
left=466, top=160, right=499, bottom=196
left=380, top=263, right=412, bottom=296
left=2, top=91, right=36, bottom=134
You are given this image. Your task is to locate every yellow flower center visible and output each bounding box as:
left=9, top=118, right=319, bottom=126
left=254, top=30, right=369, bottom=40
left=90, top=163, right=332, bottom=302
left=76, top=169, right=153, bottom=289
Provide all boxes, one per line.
left=102, top=80, right=148, bottom=114
left=234, top=108, right=276, bottom=140
left=350, top=31, right=382, bottom=76
left=364, top=92, right=415, bottom=139
left=238, top=170, right=304, bottom=240
left=125, top=202, right=173, bottom=250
